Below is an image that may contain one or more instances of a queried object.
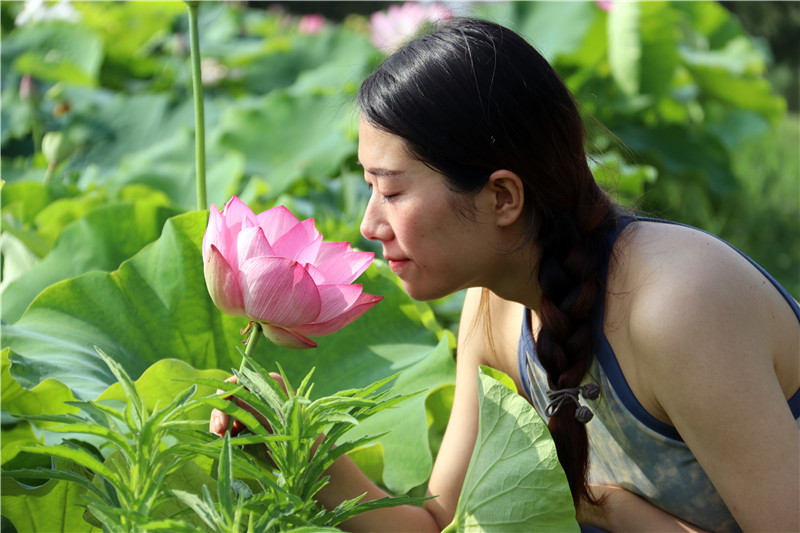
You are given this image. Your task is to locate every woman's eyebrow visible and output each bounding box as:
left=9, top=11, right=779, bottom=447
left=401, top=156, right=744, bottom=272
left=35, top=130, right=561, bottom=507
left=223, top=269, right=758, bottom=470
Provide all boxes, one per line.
left=356, top=162, right=405, bottom=177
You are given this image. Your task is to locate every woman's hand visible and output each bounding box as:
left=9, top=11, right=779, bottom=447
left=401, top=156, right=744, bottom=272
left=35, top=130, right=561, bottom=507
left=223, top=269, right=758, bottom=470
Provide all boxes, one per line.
left=208, top=373, right=283, bottom=437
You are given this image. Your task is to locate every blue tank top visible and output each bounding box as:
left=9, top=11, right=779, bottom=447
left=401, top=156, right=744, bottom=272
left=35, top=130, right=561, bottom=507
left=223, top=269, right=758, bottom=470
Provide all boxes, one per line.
left=518, top=217, right=800, bottom=532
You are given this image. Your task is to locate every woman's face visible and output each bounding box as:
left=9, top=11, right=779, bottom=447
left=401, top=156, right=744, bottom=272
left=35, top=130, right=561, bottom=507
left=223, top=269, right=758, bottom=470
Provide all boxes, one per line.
left=358, top=119, right=499, bottom=301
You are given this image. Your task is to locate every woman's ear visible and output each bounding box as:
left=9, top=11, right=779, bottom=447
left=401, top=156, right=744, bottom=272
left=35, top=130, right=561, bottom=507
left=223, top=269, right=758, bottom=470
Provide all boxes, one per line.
left=486, top=169, right=525, bottom=227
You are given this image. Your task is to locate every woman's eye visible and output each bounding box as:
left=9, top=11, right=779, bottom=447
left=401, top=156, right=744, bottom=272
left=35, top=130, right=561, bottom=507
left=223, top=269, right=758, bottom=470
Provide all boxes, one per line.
left=382, top=193, right=397, bottom=203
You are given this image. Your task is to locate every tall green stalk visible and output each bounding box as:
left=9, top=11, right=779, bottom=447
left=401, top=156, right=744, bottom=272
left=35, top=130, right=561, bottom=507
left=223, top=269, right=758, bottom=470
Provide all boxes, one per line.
left=186, top=1, right=207, bottom=211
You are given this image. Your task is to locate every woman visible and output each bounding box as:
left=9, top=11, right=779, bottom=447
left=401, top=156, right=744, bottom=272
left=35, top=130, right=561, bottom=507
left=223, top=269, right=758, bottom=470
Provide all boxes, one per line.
left=212, top=18, right=799, bottom=532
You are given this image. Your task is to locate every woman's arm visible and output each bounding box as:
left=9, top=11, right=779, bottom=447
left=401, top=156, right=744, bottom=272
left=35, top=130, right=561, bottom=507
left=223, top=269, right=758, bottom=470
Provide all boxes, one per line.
left=317, top=287, right=489, bottom=530
left=578, top=486, right=710, bottom=532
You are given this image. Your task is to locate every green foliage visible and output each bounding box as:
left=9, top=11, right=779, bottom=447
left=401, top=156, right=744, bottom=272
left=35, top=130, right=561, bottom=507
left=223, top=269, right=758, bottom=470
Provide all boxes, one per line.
left=2, top=347, right=206, bottom=531
left=2, top=348, right=428, bottom=532
left=444, top=370, right=578, bottom=532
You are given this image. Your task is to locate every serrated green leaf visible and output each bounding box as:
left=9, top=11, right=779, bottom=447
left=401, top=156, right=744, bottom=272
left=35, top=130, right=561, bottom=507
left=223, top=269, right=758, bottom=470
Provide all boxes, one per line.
left=217, top=433, right=235, bottom=524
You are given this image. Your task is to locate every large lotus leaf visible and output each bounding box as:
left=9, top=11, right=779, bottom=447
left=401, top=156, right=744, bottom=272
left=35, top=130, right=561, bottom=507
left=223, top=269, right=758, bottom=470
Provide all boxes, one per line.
left=229, top=27, right=378, bottom=95
left=0, top=181, right=77, bottom=229
left=607, top=2, right=680, bottom=98
left=73, top=1, right=185, bottom=82
left=683, top=60, right=786, bottom=123
left=613, top=123, right=735, bottom=196
left=6, top=21, right=103, bottom=86
left=471, top=2, right=597, bottom=64
left=1, top=211, right=244, bottom=400
left=211, top=90, right=357, bottom=198
left=110, top=128, right=245, bottom=210
left=2, top=200, right=182, bottom=324
left=1, top=474, right=100, bottom=533
left=339, top=333, right=456, bottom=494
left=445, top=370, right=578, bottom=532
left=65, top=93, right=204, bottom=179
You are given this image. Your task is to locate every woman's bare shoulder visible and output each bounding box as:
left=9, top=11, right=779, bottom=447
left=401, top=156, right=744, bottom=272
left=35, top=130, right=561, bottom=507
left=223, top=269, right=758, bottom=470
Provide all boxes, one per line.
left=609, top=220, right=799, bottom=403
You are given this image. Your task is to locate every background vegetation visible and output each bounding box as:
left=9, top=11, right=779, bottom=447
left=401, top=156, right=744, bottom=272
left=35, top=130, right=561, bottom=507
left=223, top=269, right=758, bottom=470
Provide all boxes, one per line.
left=1, top=1, right=797, bottom=531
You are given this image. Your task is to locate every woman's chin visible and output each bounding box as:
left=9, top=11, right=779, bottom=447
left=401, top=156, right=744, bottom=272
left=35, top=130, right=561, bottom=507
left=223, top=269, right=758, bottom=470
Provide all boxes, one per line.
left=400, top=280, right=453, bottom=302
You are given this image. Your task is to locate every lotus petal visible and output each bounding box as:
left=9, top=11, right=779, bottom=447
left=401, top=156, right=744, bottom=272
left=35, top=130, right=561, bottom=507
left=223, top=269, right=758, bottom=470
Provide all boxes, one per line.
left=315, top=246, right=374, bottom=284
left=239, top=257, right=321, bottom=327
left=272, top=218, right=322, bottom=265
left=296, top=292, right=382, bottom=337
left=204, top=245, right=246, bottom=317
left=314, top=284, right=364, bottom=323
left=260, top=323, right=317, bottom=349
left=256, top=205, right=301, bottom=244
left=237, top=226, right=273, bottom=270
left=202, top=204, right=224, bottom=260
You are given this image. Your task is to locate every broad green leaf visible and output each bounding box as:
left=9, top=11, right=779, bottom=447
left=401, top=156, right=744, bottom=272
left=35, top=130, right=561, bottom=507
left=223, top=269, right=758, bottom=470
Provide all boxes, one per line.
left=512, top=2, right=597, bottom=62
left=212, top=90, right=357, bottom=198
left=2, top=348, right=79, bottom=419
left=0, top=181, right=76, bottom=229
left=339, top=334, right=456, bottom=494
left=1, top=475, right=101, bottom=533
left=614, top=123, right=735, bottom=196
left=229, top=26, right=378, bottom=95
left=97, top=359, right=228, bottom=417
left=607, top=1, right=641, bottom=96
left=73, top=1, right=185, bottom=84
left=67, top=93, right=200, bottom=179
left=2, top=200, right=181, bottom=324
left=684, top=61, right=786, bottom=123
left=608, top=2, right=679, bottom=98
left=7, top=21, right=103, bottom=86
left=445, top=370, right=578, bottom=533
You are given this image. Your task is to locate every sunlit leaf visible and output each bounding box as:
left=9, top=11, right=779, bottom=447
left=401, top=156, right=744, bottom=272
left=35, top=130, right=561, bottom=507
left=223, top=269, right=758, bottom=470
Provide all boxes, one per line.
left=445, top=370, right=578, bottom=532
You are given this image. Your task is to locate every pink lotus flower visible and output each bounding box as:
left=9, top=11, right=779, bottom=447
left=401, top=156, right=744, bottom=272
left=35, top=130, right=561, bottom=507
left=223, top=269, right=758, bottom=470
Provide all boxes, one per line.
left=298, top=14, right=326, bottom=35
left=370, top=2, right=451, bottom=54
left=203, top=196, right=381, bottom=349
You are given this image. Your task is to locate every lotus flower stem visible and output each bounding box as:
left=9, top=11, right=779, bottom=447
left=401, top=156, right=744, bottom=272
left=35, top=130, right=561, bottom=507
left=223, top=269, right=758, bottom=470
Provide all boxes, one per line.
left=186, top=1, right=207, bottom=211
left=226, top=322, right=262, bottom=434
left=243, top=321, right=262, bottom=365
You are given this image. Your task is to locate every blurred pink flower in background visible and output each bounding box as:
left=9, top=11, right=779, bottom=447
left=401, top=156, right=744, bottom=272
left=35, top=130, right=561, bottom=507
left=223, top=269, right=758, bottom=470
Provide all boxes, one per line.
left=298, top=13, right=326, bottom=34
left=595, top=1, right=614, bottom=12
left=203, top=197, right=381, bottom=349
left=370, top=2, right=452, bottom=54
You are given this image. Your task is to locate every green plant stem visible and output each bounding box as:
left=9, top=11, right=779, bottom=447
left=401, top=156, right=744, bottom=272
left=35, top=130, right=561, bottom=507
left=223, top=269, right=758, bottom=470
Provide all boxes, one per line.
left=42, top=163, right=55, bottom=185
left=243, top=322, right=262, bottom=364
left=226, top=322, right=262, bottom=434
left=186, top=1, right=207, bottom=211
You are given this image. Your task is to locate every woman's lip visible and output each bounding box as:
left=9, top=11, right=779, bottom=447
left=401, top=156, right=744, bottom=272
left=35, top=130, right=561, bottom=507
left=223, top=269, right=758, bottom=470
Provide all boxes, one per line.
left=386, top=258, right=410, bottom=272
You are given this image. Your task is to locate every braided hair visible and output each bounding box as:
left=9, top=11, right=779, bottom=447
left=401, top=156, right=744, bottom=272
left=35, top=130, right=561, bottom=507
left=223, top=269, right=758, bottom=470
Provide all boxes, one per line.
left=357, top=17, right=620, bottom=506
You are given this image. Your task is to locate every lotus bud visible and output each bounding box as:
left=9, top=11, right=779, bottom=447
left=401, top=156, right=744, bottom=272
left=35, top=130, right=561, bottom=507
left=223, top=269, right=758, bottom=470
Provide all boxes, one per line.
left=19, top=74, right=35, bottom=101
left=42, top=131, right=74, bottom=167
left=203, top=196, right=382, bottom=349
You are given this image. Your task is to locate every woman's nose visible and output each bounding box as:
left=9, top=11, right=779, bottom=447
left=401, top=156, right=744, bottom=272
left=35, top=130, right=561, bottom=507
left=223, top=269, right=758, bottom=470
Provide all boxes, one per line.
left=360, top=196, right=389, bottom=242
